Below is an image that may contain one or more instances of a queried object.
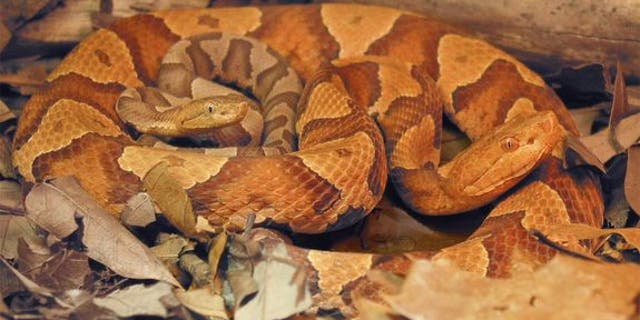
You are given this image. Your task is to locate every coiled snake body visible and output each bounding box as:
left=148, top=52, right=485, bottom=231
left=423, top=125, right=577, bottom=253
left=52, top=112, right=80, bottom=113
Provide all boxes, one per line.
left=12, top=3, right=604, bottom=314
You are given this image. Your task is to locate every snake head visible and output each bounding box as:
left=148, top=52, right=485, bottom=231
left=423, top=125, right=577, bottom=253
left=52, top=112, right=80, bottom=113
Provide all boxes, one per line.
left=444, top=111, right=564, bottom=198
left=179, top=94, right=250, bottom=131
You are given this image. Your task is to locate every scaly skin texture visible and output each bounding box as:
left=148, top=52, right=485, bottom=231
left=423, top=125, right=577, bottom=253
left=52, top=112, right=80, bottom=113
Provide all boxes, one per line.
left=11, top=3, right=604, bottom=315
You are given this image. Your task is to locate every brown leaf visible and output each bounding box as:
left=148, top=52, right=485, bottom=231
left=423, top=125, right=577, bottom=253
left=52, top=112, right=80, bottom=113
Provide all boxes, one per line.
left=363, top=255, right=640, bottom=319
left=151, top=234, right=190, bottom=263
left=0, top=99, right=16, bottom=124
left=143, top=162, right=197, bottom=237
left=0, top=63, right=47, bottom=94
left=579, top=112, right=640, bottom=163
left=233, top=243, right=312, bottom=320
left=208, top=232, right=227, bottom=282
left=175, top=287, right=228, bottom=319
left=24, top=176, right=179, bottom=286
left=569, top=103, right=607, bottom=136
left=0, top=21, right=10, bottom=53
left=0, top=181, right=23, bottom=214
left=93, top=282, right=176, bottom=318
left=629, top=86, right=640, bottom=108
left=18, top=243, right=91, bottom=291
left=0, top=136, right=17, bottom=179
left=609, top=62, right=632, bottom=136
left=545, top=223, right=640, bottom=251
left=120, top=192, right=156, bottom=227
left=0, top=215, right=39, bottom=259
left=604, top=184, right=632, bottom=228
left=361, top=201, right=465, bottom=253
left=0, top=258, right=54, bottom=298
left=625, top=144, right=640, bottom=213
left=179, top=252, right=210, bottom=288
left=16, top=236, right=49, bottom=274
left=564, top=136, right=606, bottom=173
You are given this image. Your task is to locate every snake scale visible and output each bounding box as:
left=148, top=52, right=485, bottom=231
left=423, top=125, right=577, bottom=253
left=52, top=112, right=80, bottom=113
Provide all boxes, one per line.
left=12, top=3, right=604, bottom=315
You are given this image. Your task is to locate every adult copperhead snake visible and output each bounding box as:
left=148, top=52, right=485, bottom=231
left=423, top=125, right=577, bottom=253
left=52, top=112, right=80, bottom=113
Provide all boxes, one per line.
left=11, top=3, right=604, bottom=315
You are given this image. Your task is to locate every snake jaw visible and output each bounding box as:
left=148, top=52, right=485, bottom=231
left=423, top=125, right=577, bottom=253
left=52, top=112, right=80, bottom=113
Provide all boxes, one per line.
left=457, top=111, right=563, bottom=197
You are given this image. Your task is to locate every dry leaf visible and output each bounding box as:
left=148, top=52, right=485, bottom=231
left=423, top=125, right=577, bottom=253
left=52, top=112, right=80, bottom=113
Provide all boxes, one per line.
left=564, top=136, right=606, bottom=173
left=175, top=287, right=228, bottom=319
left=629, top=86, right=640, bottom=108
left=0, top=258, right=54, bottom=298
left=0, top=99, right=16, bottom=124
left=579, top=112, right=640, bottom=163
left=361, top=202, right=465, bottom=253
left=0, top=180, right=22, bottom=214
left=120, top=192, right=156, bottom=227
left=0, top=136, right=16, bottom=179
left=143, top=162, right=197, bottom=237
left=363, top=255, right=640, bottom=320
left=234, top=243, right=312, bottom=320
left=151, top=234, right=190, bottom=262
left=16, top=236, right=49, bottom=273
left=18, top=243, right=91, bottom=291
left=208, top=232, right=228, bottom=281
left=569, top=103, right=607, bottom=136
left=0, top=63, right=47, bottom=94
left=93, top=282, right=175, bottom=318
left=0, top=215, right=39, bottom=259
left=179, top=252, right=210, bottom=287
left=24, top=176, right=179, bottom=286
left=604, top=182, right=633, bottom=228
left=0, top=21, right=10, bottom=53
left=545, top=223, right=640, bottom=251
left=625, top=144, right=640, bottom=213
left=609, top=62, right=634, bottom=140
left=195, top=215, right=222, bottom=233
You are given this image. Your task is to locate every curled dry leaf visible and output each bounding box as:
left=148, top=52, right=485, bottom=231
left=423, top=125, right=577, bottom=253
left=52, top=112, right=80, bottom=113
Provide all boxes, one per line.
left=93, top=282, right=176, bottom=318
left=24, top=176, right=179, bottom=286
left=175, top=287, right=228, bottom=319
left=0, top=214, right=38, bottom=259
left=120, top=192, right=156, bottom=227
left=362, top=255, right=640, bottom=320
left=143, top=162, right=197, bottom=237
left=179, top=252, right=210, bottom=288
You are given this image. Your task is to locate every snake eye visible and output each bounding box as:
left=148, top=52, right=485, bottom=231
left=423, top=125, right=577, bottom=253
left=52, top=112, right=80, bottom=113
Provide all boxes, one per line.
left=208, top=105, right=213, bottom=113
left=501, top=137, right=519, bottom=152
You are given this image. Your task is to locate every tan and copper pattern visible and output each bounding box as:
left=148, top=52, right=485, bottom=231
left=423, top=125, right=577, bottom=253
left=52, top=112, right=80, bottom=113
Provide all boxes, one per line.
left=12, top=3, right=603, bottom=316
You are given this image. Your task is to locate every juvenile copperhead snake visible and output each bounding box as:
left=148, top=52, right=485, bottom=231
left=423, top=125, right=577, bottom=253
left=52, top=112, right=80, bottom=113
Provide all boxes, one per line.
left=11, top=3, right=604, bottom=315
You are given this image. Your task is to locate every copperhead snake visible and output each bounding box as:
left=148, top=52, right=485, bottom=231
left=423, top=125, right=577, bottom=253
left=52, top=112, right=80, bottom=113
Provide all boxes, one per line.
left=11, top=3, right=604, bottom=315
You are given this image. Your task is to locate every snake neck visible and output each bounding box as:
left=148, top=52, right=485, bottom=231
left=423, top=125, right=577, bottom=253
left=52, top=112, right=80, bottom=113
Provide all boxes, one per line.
left=117, top=96, right=185, bottom=137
